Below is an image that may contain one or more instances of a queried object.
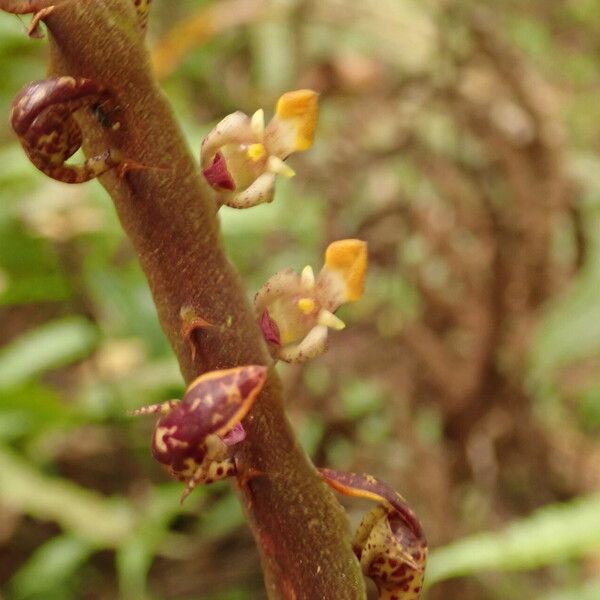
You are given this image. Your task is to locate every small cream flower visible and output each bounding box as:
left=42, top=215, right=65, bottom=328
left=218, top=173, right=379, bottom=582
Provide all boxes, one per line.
left=201, top=90, right=319, bottom=208
left=255, top=239, right=367, bottom=363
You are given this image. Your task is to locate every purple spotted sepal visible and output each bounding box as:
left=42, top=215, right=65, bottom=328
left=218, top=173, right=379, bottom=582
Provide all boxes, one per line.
left=132, top=365, right=267, bottom=501
left=319, top=468, right=427, bottom=600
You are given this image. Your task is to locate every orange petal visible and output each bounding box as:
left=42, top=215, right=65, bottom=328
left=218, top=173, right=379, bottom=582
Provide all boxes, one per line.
left=274, top=89, right=319, bottom=152
left=324, top=239, right=368, bottom=302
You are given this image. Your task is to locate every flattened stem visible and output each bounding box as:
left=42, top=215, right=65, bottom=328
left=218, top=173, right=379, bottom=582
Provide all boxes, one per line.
left=40, top=1, right=366, bottom=597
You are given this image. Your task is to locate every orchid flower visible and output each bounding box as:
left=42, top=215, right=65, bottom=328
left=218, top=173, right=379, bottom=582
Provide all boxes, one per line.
left=200, top=89, right=319, bottom=208
left=320, top=468, right=428, bottom=600
left=132, top=366, right=267, bottom=502
left=255, top=239, right=367, bottom=363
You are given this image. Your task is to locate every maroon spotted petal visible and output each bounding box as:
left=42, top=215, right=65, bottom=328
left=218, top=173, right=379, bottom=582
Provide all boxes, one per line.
left=151, top=366, right=267, bottom=468
left=11, top=78, right=109, bottom=135
left=181, top=365, right=266, bottom=436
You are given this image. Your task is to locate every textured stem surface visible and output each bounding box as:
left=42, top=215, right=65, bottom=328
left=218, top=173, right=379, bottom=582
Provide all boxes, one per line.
left=39, top=0, right=364, bottom=597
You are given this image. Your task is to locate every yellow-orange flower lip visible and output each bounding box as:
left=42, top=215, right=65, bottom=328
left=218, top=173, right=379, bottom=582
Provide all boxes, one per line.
left=276, top=89, right=319, bottom=152
left=325, top=239, right=368, bottom=301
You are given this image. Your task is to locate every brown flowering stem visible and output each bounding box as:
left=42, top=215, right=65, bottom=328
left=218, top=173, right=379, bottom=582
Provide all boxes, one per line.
left=9, top=0, right=365, bottom=597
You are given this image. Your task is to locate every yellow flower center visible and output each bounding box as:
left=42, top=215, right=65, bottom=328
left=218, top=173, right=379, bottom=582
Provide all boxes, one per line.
left=247, top=143, right=266, bottom=161
left=297, top=297, right=317, bottom=315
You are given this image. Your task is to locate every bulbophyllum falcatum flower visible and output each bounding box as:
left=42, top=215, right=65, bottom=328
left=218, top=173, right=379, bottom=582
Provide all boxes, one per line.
left=255, top=239, right=367, bottom=363
left=132, top=366, right=267, bottom=502
left=319, top=468, right=428, bottom=600
left=200, top=89, right=319, bottom=208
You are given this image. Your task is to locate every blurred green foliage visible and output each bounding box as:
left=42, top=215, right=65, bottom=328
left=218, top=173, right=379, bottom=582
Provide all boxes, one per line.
left=426, top=494, right=600, bottom=586
left=0, top=1, right=599, bottom=599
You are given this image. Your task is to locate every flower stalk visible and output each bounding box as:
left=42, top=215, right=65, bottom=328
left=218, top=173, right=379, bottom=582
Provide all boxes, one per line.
left=16, top=0, right=366, bottom=597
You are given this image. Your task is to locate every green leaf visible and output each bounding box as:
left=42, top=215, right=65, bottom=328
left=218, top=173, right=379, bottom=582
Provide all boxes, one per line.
left=0, top=317, right=99, bottom=390
left=250, top=10, right=296, bottom=92
left=116, top=537, right=154, bottom=600
left=0, top=273, right=72, bottom=305
left=541, top=578, right=600, bottom=600
left=198, top=491, right=244, bottom=539
left=340, top=376, right=385, bottom=420
left=0, top=216, right=72, bottom=305
left=204, top=590, right=254, bottom=600
left=82, top=265, right=165, bottom=352
left=115, top=485, right=184, bottom=600
left=297, top=414, right=326, bottom=458
left=426, top=494, right=600, bottom=587
left=0, top=382, right=80, bottom=441
left=9, top=535, right=95, bottom=599
left=0, top=445, right=134, bottom=546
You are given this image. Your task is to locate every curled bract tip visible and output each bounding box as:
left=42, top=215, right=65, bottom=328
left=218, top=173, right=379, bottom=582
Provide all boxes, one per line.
left=255, top=240, right=367, bottom=363
left=200, top=90, right=319, bottom=209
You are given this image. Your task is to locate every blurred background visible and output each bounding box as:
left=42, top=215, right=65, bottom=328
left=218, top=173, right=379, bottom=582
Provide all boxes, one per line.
left=0, top=0, right=599, bottom=598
